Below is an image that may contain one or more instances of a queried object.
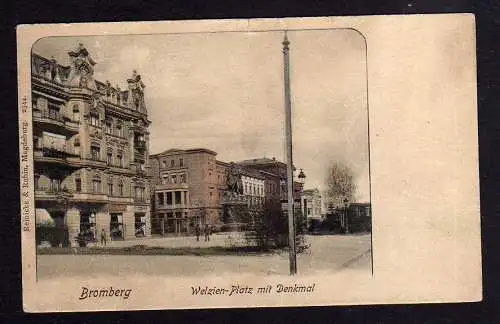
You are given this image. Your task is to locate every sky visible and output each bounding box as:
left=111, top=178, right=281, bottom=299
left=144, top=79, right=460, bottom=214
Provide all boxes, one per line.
left=33, top=29, right=370, bottom=202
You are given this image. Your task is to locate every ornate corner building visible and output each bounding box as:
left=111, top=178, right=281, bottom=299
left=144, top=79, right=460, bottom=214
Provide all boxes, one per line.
left=32, top=43, right=152, bottom=244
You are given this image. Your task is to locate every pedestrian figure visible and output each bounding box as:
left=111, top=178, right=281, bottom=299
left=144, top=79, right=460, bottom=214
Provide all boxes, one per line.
left=100, top=228, right=107, bottom=246
left=204, top=224, right=210, bottom=242
left=195, top=224, right=201, bottom=242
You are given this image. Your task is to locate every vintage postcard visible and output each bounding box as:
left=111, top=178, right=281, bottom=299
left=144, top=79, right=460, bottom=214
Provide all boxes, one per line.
left=18, top=15, right=481, bottom=312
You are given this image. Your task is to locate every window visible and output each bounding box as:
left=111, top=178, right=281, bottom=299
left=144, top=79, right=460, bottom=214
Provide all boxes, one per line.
left=73, top=105, right=80, bottom=122
left=158, top=192, right=164, bottom=205
left=105, top=120, right=112, bottom=134
left=91, top=145, right=100, bottom=161
left=179, top=158, right=183, bottom=167
left=118, top=180, right=124, bottom=196
left=162, top=175, right=168, bottom=184
left=174, top=191, right=181, bottom=205
left=180, top=174, right=186, bottom=183
left=135, top=186, right=145, bottom=202
left=162, top=160, right=166, bottom=168
left=171, top=175, right=177, bottom=184
left=34, top=174, right=40, bottom=189
left=117, top=152, right=123, bottom=167
left=166, top=192, right=173, bottom=205
left=75, top=177, right=81, bottom=192
left=171, top=159, right=175, bottom=167
left=116, top=124, right=122, bottom=137
left=48, top=104, right=60, bottom=120
left=92, top=178, right=101, bottom=193
left=49, top=178, right=61, bottom=192
left=107, top=151, right=112, bottom=165
left=108, top=180, right=113, bottom=196
left=90, top=113, right=99, bottom=127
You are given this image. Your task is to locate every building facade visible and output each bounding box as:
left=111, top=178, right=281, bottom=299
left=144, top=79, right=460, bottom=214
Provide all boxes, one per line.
left=301, top=188, right=324, bottom=228
left=149, top=148, right=223, bottom=235
left=32, top=43, right=151, bottom=245
left=150, top=149, right=274, bottom=234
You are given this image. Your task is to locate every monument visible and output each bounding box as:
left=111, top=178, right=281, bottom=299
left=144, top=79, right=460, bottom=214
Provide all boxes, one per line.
left=221, top=163, right=249, bottom=230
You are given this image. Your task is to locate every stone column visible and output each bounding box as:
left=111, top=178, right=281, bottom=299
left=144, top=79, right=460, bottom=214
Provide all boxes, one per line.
left=65, top=207, right=80, bottom=247
left=96, top=209, right=110, bottom=243
left=123, top=205, right=136, bottom=240
left=145, top=205, right=151, bottom=237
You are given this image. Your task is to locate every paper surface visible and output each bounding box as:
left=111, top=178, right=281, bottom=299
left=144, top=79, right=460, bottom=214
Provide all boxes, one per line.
left=17, top=15, right=481, bottom=312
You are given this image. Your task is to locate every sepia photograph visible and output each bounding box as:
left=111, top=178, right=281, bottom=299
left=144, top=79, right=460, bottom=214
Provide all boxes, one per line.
left=18, top=16, right=481, bottom=311
left=31, top=29, right=371, bottom=280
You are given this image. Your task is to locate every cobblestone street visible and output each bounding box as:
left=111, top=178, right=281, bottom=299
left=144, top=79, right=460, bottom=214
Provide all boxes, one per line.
left=37, top=234, right=372, bottom=279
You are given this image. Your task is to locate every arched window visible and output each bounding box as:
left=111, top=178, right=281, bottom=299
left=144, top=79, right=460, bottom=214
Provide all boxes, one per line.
left=108, top=176, right=113, bottom=196
left=92, top=174, right=101, bottom=193
left=90, top=143, right=100, bottom=161
left=118, top=179, right=124, bottom=196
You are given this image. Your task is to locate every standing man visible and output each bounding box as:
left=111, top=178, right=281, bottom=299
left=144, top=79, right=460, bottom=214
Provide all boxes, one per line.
left=100, top=228, right=107, bottom=246
left=204, top=224, right=209, bottom=242
left=195, top=224, right=201, bottom=242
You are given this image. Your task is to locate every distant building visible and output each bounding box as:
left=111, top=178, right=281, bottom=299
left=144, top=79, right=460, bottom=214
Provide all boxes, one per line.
left=149, top=148, right=221, bottom=235
left=236, top=157, right=301, bottom=203
left=149, top=152, right=305, bottom=233
left=301, top=188, right=323, bottom=226
left=32, top=43, right=151, bottom=245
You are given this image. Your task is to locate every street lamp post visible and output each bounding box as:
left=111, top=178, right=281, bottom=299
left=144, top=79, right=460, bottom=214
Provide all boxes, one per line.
left=343, top=197, right=350, bottom=234
left=283, top=30, right=297, bottom=275
left=297, top=169, right=306, bottom=231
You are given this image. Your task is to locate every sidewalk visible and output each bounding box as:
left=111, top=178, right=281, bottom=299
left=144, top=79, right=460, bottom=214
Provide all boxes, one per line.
left=95, top=232, right=248, bottom=249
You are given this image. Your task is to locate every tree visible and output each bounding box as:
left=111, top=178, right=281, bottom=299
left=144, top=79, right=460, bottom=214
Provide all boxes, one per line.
left=325, top=161, right=357, bottom=208
left=245, top=197, right=308, bottom=251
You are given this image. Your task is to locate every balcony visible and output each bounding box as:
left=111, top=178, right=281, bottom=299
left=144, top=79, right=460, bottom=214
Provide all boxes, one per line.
left=33, top=110, right=80, bottom=134
left=108, top=196, right=134, bottom=204
left=35, top=186, right=73, bottom=201
left=71, top=192, right=108, bottom=203
left=155, top=203, right=188, bottom=210
left=34, top=147, right=80, bottom=167
left=134, top=196, right=149, bottom=204
left=154, top=182, right=189, bottom=191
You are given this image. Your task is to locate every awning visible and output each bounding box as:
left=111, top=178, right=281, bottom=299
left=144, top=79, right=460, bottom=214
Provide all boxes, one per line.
left=35, top=208, right=54, bottom=226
